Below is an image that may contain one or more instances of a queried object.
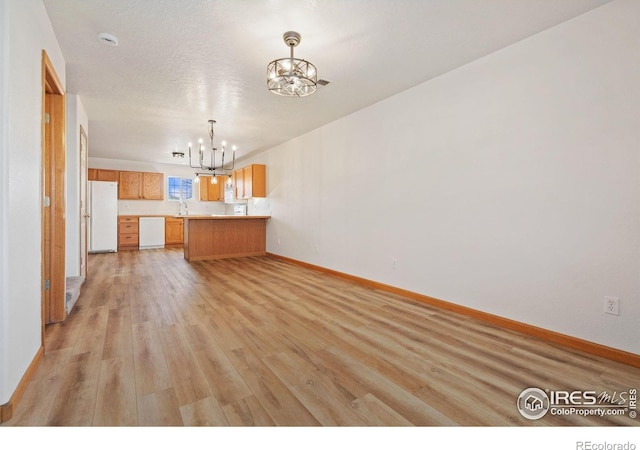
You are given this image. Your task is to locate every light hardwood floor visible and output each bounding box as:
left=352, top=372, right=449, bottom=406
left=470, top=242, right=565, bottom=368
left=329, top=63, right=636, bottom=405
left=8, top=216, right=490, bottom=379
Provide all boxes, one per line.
left=3, top=248, right=639, bottom=426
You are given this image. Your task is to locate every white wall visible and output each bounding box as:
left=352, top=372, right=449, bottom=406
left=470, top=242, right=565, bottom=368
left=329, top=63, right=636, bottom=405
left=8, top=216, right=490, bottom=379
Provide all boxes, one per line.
left=0, top=0, right=66, bottom=404
left=65, top=94, right=88, bottom=277
left=255, top=0, right=640, bottom=354
left=0, top=0, right=10, bottom=407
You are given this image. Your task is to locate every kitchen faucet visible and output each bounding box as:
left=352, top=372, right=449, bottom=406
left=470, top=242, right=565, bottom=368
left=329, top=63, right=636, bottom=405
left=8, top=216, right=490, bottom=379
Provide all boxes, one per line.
left=178, top=200, right=188, bottom=216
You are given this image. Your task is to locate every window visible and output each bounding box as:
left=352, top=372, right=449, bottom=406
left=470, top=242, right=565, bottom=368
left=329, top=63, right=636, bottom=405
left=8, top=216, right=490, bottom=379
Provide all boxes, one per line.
left=168, top=176, right=193, bottom=201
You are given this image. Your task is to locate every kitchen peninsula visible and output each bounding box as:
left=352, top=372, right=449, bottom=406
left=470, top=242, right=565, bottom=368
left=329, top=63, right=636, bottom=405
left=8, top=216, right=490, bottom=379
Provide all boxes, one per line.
left=182, top=215, right=271, bottom=261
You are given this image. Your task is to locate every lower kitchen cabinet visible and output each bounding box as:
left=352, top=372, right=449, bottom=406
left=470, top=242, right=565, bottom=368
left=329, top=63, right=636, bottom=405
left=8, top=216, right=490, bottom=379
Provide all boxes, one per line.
left=165, top=217, right=184, bottom=246
left=118, top=216, right=139, bottom=250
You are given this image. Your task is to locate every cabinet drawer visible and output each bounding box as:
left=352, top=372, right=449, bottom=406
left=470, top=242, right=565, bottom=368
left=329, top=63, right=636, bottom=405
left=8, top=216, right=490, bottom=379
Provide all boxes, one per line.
left=119, top=216, right=138, bottom=224
left=118, top=233, right=139, bottom=245
left=119, top=223, right=139, bottom=233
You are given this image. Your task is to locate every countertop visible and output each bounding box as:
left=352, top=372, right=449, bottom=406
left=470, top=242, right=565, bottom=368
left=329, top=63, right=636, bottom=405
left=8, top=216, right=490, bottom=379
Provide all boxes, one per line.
left=118, top=214, right=271, bottom=220
left=177, top=215, right=271, bottom=220
left=119, top=214, right=176, bottom=217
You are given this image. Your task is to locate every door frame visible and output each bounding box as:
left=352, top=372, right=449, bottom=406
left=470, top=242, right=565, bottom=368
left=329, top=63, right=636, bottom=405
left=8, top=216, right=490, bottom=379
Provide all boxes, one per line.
left=80, top=125, right=88, bottom=279
left=41, top=50, right=66, bottom=330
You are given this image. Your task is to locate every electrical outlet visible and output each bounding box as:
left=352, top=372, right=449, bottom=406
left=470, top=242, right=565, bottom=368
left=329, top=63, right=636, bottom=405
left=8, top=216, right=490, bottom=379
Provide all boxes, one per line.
left=604, top=296, right=619, bottom=316
left=315, top=243, right=320, bottom=254
left=391, top=258, right=398, bottom=269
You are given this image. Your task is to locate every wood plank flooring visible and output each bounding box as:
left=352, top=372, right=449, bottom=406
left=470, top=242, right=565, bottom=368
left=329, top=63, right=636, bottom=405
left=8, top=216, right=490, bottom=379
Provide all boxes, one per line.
left=3, top=248, right=639, bottom=426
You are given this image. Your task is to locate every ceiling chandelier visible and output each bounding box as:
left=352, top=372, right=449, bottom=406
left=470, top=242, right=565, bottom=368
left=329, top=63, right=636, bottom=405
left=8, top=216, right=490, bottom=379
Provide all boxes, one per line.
left=188, top=119, right=235, bottom=184
left=267, top=31, right=317, bottom=97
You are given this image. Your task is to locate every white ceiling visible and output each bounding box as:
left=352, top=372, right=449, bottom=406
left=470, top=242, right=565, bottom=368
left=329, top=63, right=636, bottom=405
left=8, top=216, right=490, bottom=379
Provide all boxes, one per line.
left=43, top=0, right=613, bottom=166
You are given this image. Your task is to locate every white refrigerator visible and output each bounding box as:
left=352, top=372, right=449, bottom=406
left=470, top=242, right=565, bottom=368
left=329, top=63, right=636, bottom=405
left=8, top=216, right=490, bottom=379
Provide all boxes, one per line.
left=88, top=181, right=118, bottom=253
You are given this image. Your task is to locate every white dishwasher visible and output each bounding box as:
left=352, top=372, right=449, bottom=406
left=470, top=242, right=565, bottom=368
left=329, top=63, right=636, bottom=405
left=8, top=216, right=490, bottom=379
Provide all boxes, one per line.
left=139, top=217, right=165, bottom=249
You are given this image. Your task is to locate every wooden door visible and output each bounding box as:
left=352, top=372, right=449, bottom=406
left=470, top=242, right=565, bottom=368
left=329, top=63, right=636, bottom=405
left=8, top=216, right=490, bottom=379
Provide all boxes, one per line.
left=80, top=126, right=88, bottom=279
left=42, top=51, right=66, bottom=325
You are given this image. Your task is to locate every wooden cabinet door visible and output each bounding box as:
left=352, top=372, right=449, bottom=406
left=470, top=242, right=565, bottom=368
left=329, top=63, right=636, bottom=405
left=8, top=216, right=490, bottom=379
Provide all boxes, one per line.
left=250, top=164, right=266, bottom=198
left=219, top=175, right=230, bottom=197
left=142, top=172, right=164, bottom=200
left=243, top=166, right=253, bottom=199
left=207, top=176, right=222, bottom=201
left=198, top=175, right=226, bottom=202
left=241, top=164, right=266, bottom=199
left=89, top=168, right=118, bottom=182
left=119, top=171, right=142, bottom=199
left=234, top=169, right=244, bottom=199
left=199, top=176, right=210, bottom=201
left=97, top=169, right=118, bottom=182
left=165, top=218, right=183, bottom=244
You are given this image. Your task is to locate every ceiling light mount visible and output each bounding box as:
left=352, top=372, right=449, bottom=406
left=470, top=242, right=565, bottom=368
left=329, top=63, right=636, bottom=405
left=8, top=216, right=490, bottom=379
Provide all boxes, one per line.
left=267, top=31, right=317, bottom=98
left=283, top=31, right=301, bottom=48
left=98, top=32, right=119, bottom=47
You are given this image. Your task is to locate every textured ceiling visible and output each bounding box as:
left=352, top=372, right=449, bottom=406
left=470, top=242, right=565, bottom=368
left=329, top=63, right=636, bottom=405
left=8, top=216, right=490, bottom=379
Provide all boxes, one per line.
left=43, top=0, right=613, bottom=166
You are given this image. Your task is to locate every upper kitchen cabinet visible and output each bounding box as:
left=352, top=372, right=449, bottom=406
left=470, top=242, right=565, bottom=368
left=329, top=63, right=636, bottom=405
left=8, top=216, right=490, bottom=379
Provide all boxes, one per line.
left=118, top=171, right=164, bottom=200
left=242, top=164, right=266, bottom=198
left=88, top=168, right=118, bottom=182
left=232, top=164, right=266, bottom=199
left=233, top=168, right=244, bottom=200
left=198, top=175, right=227, bottom=201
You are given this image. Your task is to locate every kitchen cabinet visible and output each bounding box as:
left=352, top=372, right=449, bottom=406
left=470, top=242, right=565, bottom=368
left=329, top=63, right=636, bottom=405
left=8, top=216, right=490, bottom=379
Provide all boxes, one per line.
left=182, top=215, right=270, bottom=261
left=118, top=171, right=164, bottom=200
left=242, top=164, right=266, bottom=198
left=118, top=216, right=139, bottom=250
left=233, top=168, right=244, bottom=200
left=228, top=165, right=267, bottom=200
left=232, top=164, right=265, bottom=199
left=88, top=168, right=118, bottom=182
left=198, top=175, right=227, bottom=201
left=165, top=217, right=184, bottom=246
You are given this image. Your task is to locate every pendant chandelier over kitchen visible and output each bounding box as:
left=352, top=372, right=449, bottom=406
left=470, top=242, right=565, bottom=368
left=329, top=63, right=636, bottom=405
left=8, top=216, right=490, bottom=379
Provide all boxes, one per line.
left=188, top=119, right=235, bottom=184
left=267, top=31, right=317, bottom=98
